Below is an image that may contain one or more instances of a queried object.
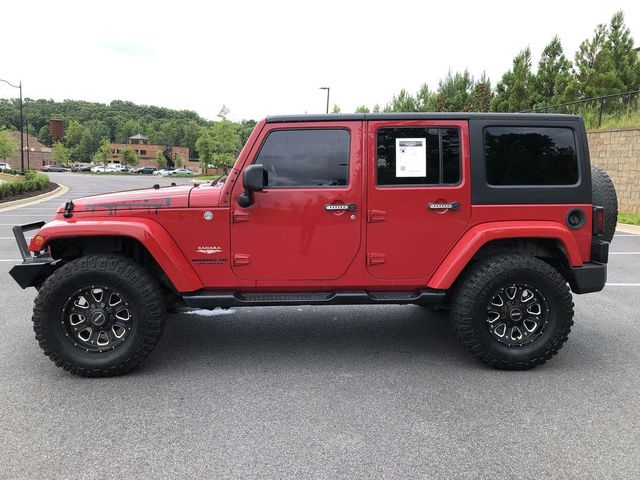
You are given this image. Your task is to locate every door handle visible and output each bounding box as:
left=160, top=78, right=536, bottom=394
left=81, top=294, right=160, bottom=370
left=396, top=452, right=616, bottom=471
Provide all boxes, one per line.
left=325, top=203, right=356, bottom=212
left=428, top=202, right=461, bottom=210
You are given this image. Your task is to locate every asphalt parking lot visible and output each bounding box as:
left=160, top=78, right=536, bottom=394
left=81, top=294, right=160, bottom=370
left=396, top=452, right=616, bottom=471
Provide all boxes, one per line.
left=1, top=173, right=639, bottom=479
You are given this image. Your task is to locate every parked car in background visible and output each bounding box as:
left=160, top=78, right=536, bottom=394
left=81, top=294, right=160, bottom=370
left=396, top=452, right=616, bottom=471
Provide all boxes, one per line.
left=90, top=165, right=116, bottom=173
left=133, top=166, right=157, bottom=175
left=71, top=164, right=92, bottom=172
left=42, top=165, right=71, bottom=172
left=0, top=162, right=11, bottom=171
left=108, top=163, right=128, bottom=172
left=152, top=168, right=174, bottom=176
left=172, top=168, right=192, bottom=175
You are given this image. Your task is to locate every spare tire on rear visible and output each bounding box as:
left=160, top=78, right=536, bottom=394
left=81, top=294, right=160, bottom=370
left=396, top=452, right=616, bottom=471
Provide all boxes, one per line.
left=591, top=166, right=618, bottom=242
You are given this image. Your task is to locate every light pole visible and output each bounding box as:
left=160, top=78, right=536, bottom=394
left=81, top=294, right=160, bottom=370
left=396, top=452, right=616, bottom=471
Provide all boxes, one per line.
left=0, top=78, right=24, bottom=174
left=319, top=87, right=330, bottom=114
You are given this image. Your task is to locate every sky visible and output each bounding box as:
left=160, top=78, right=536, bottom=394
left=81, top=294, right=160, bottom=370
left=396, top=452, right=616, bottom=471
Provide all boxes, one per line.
left=1, top=0, right=639, bottom=122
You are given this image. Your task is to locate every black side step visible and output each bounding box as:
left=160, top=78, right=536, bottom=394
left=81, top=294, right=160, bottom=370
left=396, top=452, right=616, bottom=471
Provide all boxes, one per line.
left=182, top=289, right=446, bottom=308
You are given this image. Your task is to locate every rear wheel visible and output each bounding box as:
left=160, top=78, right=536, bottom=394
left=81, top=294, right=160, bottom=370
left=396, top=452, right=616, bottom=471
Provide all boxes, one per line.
left=450, top=254, right=574, bottom=370
left=32, top=255, right=166, bottom=377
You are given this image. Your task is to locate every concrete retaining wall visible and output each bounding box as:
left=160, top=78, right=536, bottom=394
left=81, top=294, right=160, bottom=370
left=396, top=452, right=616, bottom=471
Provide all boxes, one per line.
left=587, top=127, right=640, bottom=214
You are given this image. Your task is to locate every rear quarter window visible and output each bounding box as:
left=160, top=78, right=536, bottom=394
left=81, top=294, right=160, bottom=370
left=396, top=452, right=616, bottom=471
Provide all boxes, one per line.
left=484, top=126, right=579, bottom=186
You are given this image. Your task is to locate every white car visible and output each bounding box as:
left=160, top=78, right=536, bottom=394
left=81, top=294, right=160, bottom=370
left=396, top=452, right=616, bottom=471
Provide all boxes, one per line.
left=152, top=169, right=174, bottom=176
left=0, top=162, right=11, bottom=171
left=91, top=165, right=116, bottom=173
left=172, top=168, right=192, bottom=175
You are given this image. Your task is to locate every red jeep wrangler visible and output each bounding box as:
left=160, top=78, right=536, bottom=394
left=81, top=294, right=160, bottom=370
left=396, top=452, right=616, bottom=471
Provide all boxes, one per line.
left=10, top=113, right=617, bottom=376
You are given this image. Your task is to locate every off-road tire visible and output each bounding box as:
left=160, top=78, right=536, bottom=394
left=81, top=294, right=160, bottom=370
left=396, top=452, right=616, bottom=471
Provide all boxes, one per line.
left=32, top=255, right=166, bottom=377
left=450, top=254, right=574, bottom=370
left=591, top=165, right=618, bottom=242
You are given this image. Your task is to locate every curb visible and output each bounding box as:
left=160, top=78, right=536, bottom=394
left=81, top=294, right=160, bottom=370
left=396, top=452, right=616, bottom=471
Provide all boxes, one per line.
left=0, top=183, right=69, bottom=213
left=616, top=223, right=640, bottom=234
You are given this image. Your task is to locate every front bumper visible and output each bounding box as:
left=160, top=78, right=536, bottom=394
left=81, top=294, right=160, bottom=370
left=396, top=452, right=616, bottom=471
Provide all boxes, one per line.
left=8, top=222, right=59, bottom=289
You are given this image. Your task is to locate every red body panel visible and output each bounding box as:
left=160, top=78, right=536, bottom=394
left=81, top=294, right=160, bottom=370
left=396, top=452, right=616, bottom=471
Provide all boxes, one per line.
left=365, top=120, right=471, bottom=280
left=31, top=118, right=594, bottom=294
left=55, top=185, right=193, bottom=214
left=33, top=217, right=203, bottom=292
left=229, top=121, right=363, bottom=281
left=427, top=220, right=585, bottom=290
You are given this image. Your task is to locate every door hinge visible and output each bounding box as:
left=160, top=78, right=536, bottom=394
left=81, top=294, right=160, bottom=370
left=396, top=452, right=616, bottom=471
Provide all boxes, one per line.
left=233, top=211, right=250, bottom=223
left=232, top=253, right=251, bottom=266
left=367, top=209, right=387, bottom=223
left=367, top=252, right=387, bottom=265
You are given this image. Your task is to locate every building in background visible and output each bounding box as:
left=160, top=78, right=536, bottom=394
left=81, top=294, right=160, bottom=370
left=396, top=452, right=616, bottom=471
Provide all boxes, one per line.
left=4, top=131, right=52, bottom=169
left=110, top=134, right=195, bottom=171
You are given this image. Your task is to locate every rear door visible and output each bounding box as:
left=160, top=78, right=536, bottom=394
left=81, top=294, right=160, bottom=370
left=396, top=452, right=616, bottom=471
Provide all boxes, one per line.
left=366, top=120, right=471, bottom=280
left=230, top=121, right=363, bottom=281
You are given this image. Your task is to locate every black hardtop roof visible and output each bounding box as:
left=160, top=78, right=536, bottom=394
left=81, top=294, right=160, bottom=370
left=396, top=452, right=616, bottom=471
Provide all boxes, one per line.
left=265, top=112, right=581, bottom=123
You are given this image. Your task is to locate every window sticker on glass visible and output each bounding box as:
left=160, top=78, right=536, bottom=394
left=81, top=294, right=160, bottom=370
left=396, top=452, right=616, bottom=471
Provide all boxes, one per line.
left=395, top=138, right=426, bottom=177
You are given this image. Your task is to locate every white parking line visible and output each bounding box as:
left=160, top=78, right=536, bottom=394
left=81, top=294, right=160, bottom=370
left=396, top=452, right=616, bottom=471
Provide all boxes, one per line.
left=614, top=234, right=640, bottom=237
left=0, top=259, right=22, bottom=262
left=606, top=283, right=640, bottom=286
left=609, top=252, right=640, bottom=255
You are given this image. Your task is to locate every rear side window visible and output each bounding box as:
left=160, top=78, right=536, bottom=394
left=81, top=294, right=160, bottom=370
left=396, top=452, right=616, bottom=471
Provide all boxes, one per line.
left=255, top=129, right=350, bottom=187
left=484, top=127, right=579, bottom=186
left=376, top=127, right=460, bottom=186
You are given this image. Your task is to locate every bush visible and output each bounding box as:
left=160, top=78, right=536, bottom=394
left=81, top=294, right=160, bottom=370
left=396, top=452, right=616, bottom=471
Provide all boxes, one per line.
left=0, top=171, right=50, bottom=201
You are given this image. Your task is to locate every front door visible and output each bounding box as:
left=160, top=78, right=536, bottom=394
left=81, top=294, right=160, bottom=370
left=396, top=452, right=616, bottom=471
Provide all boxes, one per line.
left=231, top=122, right=363, bottom=282
left=366, top=120, right=471, bottom=280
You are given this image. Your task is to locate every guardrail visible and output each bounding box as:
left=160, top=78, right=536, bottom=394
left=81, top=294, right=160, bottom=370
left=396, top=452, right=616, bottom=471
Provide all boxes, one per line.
left=523, top=90, right=640, bottom=128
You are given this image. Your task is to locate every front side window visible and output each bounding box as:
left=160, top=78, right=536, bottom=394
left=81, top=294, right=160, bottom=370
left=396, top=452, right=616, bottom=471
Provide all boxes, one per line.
left=255, top=129, right=350, bottom=187
left=376, top=127, right=461, bottom=186
left=484, top=127, right=579, bottom=186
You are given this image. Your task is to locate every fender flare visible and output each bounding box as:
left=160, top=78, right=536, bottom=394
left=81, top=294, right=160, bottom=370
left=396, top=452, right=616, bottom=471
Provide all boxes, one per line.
left=427, top=221, right=584, bottom=290
left=31, top=218, right=204, bottom=292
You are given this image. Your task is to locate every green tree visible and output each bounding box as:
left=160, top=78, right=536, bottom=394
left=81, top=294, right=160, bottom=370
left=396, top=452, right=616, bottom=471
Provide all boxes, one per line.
left=492, top=48, right=536, bottom=112
left=415, top=84, right=436, bottom=111
left=196, top=119, right=241, bottom=169
left=155, top=150, right=167, bottom=169
left=51, top=142, right=70, bottom=165
left=468, top=74, right=493, bottom=112
left=181, top=120, right=202, bottom=157
left=0, top=129, right=18, bottom=160
left=174, top=152, right=183, bottom=168
left=120, top=147, right=139, bottom=167
left=567, top=23, right=615, bottom=99
left=385, top=89, right=417, bottom=112
left=237, top=120, right=257, bottom=149
left=435, top=70, right=474, bottom=111
left=606, top=11, right=639, bottom=92
left=115, top=119, right=144, bottom=143
left=195, top=130, right=215, bottom=169
left=534, top=36, right=572, bottom=106
left=92, top=138, right=111, bottom=165
left=37, top=125, right=52, bottom=145
left=355, top=105, right=370, bottom=113
left=331, top=104, right=341, bottom=114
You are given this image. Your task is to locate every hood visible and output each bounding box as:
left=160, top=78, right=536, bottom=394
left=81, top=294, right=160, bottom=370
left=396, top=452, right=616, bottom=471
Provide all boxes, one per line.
left=56, top=184, right=194, bottom=216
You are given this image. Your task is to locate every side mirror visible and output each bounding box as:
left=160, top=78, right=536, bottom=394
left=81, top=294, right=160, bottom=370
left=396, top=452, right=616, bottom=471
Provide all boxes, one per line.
left=237, top=164, right=267, bottom=208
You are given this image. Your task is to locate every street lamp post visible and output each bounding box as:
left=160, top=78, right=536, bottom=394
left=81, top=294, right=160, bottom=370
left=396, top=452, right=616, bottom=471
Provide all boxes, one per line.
left=0, top=78, right=24, bottom=174
left=319, top=87, right=330, bottom=114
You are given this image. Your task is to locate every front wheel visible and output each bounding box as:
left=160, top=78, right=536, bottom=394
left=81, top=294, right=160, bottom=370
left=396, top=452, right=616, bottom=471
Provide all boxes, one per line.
left=450, top=254, right=574, bottom=370
left=32, top=255, right=166, bottom=377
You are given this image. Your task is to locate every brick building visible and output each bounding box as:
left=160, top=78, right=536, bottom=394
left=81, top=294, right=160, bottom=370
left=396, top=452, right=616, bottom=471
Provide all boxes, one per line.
left=110, top=134, right=196, bottom=172
left=4, top=131, right=52, bottom=169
